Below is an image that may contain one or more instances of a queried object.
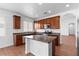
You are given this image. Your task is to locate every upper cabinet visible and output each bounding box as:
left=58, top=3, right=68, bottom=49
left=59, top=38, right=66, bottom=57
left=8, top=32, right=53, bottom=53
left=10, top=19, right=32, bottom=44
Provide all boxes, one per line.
left=49, top=16, right=60, bottom=29
left=39, top=19, right=44, bottom=29
left=13, top=15, right=21, bottom=29
left=34, top=21, right=40, bottom=29
left=34, top=16, right=60, bottom=29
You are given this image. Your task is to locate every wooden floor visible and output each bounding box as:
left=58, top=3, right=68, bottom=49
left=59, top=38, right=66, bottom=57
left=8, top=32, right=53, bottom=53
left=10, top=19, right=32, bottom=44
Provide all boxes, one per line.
left=0, top=35, right=77, bottom=56
left=0, top=45, right=25, bottom=56
left=55, top=35, right=77, bottom=56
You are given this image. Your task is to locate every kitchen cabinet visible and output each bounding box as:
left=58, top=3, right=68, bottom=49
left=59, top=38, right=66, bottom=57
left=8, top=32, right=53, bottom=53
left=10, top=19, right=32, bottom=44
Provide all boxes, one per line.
left=13, top=15, right=21, bottom=29
left=43, top=19, right=47, bottom=25
left=39, top=20, right=44, bottom=29
left=46, top=18, right=51, bottom=24
left=34, top=21, right=40, bottom=29
left=34, top=16, right=60, bottom=29
left=48, top=33, right=60, bottom=46
left=50, top=16, right=60, bottom=29
left=13, top=33, right=23, bottom=46
left=33, top=21, right=37, bottom=29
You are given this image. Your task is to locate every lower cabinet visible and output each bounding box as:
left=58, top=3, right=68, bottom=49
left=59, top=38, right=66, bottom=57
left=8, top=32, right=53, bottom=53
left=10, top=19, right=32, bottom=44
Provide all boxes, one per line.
left=13, top=33, right=23, bottom=46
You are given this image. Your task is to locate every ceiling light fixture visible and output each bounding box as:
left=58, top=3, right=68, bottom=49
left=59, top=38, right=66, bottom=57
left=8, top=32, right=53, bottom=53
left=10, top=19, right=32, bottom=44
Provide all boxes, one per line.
left=48, top=10, right=51, bottom=13
left=38, top=3, right=43, bottom=5
left=44, top=10, right=51, bottom=14
left=66, top=4, right=70, bottom=7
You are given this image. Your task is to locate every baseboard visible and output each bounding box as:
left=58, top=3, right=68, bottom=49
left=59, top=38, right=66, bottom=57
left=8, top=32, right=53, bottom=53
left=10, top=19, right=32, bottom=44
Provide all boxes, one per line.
left=0, top=43, right=13, bottom=48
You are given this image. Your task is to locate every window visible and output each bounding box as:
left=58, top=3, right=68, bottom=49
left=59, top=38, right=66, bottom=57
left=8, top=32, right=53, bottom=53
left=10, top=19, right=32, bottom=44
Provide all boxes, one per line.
left=23, top=21, right=33, bottom=32
left=0, top=17, right=6, bottom=36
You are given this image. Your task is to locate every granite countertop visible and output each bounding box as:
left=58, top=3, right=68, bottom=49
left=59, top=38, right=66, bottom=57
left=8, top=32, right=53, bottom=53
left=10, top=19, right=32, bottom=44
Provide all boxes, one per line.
left=13, top=33, right=23, bottom=35
left=13, top=32, right=36, bottom=36
left=13, top=32, right=60, bottom=37
left=26, top=35, right=57, bottom=43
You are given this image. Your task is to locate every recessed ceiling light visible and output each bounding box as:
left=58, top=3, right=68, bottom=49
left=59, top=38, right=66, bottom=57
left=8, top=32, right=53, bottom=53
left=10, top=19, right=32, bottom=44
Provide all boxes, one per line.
left=43, top=10, right=51, bottom=14
left=38, top=3, right=43, bottom=5
left=48, top=10, right=51, bottom=13
left=66, top=4, right=70, bottom=7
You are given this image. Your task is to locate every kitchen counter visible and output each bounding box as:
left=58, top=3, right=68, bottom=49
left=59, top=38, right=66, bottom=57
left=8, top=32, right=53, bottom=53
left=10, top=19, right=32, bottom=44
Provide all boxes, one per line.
left=28, top=35, right=57, bottom=43
left=25, top=32, right=59, bottom=36
left=13, top=32, right=60, bottom=36
left=13, top=32, right=60, bottom=46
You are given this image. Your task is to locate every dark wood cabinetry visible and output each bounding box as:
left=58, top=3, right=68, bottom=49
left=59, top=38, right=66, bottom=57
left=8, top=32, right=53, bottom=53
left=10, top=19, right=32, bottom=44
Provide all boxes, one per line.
left=13, top=15, right=21, bottom=29
left=50, top=16, right=60, bottom=29
left=39, top=20, right=44, bottom=29
left=13, top=33, right=23, bottom=46
left=34, top=21, right=40, bottom=29
left=34, top=16, right=60, bottom=29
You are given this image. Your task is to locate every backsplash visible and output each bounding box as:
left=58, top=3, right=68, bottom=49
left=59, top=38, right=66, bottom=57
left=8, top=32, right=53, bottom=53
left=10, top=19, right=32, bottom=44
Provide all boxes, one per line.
left=35, top=29, right=60, bottom=33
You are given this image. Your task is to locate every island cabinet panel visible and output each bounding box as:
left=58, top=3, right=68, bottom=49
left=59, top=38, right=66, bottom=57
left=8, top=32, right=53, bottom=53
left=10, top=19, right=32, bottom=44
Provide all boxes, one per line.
left=25, top=35, right=57, bottom=56
left=13, top=15, right=21, bottom=29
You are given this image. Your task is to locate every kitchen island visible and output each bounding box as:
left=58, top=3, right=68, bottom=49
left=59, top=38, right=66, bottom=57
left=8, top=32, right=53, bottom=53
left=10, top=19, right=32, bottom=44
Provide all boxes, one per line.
left=24, top=35, right=57, bottom=56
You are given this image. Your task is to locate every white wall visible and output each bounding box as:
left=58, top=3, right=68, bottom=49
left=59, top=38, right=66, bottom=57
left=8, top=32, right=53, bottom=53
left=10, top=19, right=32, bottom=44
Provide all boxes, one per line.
left=23, top=19, right=33, bottom=32
left=0, top=9, right=34, bottom=48
left=52, top=9, right=78, bottom=36
left=60, top=13, right=76, bottom=35
left=77, top=19, right=79, bottom=32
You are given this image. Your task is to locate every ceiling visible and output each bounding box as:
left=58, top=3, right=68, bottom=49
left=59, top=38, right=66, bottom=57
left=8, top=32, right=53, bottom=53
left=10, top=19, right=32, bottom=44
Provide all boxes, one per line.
left=0, top=3, right=79, bottom=19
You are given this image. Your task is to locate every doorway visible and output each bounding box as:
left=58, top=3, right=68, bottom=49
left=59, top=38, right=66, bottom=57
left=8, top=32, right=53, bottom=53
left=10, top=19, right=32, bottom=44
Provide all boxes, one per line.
left=68, top=23, right=75, bottom=36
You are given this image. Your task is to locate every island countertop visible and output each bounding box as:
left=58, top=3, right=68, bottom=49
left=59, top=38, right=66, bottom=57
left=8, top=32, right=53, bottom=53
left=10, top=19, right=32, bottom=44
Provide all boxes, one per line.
left=26, top=35, right=57, bottom=43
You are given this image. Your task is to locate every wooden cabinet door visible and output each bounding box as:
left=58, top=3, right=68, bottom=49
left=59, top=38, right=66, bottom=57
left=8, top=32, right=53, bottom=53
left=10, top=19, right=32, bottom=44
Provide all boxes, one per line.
left=16, top=35, right=23, bottom=46
left=14, top=34, right=23, bottom=46
left=34, top=21, right=38, bottom=29
left=43, top=19, right=47, bottom=25
left=49, top=18, right=55, bottom=29
left=34, top=21, right=40, bottom=29
left=36, top=21, right=41, bottom=29
left=38, top=20, right=44, bottom=29
left=54, top=16, right=60, bottom=29
left=50, top=16, right=60, bottom=29
left=13, top=15, right=21, bottom=29
left=46, top=18, right=51, bottom=26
